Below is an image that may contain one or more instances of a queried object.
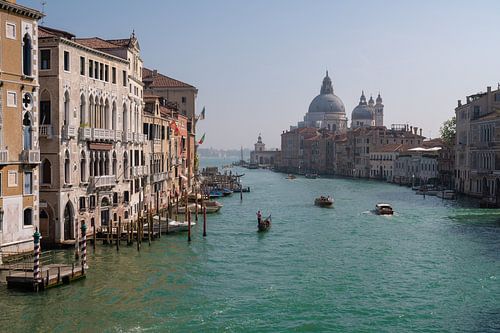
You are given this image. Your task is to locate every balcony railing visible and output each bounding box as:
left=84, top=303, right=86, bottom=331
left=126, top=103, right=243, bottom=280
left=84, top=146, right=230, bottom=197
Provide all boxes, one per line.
left=39, top=125, right=53, bottom=138
left=79, top=127, right=92, bottom=141
left=20, top=150, right=40, bottom=164
left=0, top=149, right=8, bottom=164
left=89, top=175, right=116, bottom=188
left=63, top=125, right=77, bottom=139
left=131, top=165, right=148, bottom=177
left=150, top=172, right=168, bottom=183
left=123, top=131, right=133, bottom=142
left=115, top=130, right=123, bottom=141
left=92, top=128, right=114, bottom=141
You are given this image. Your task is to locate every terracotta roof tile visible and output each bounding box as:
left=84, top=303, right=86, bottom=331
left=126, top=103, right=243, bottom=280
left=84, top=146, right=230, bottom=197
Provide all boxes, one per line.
left=143, top=68, right=195, bottom=89
left=38, top=26, right=75, bottom=39
left=75, top=37, right=121, bottom=49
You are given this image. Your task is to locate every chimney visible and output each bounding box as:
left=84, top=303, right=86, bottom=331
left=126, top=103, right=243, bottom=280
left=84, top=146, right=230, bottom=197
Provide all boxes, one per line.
left=487, top=86, right=491, bottom=93
left=419, top=128, right=422, bottom=136
left=414, top=127, right=418, bottom=135
left=153, top=69, right=158, bottom=76
left=458, top=99, right=462, bottom=107
left=410, top=126, right=413, bottom=133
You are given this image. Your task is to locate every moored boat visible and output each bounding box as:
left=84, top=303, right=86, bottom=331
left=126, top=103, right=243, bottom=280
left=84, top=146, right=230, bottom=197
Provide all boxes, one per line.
left=375, top=203, right=394, bottom=215
left=314, top=196, right=333, bottom=207
left=209, top=190, right=223, bottom=198
left=436, top=190, right=456, bottom=200
left=258, top=215, right=272, bottom=232
left=177, top=203, right=202, bottom=214
left=204, top=200, right=223, bottom=213
left=168, top=219, right=196, bottom=231
left=221, top=188, right=233, bottom=196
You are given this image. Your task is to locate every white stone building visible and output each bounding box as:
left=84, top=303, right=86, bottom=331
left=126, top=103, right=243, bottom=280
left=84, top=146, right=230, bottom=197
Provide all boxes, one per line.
left=38, top=27, right=146, bottom=245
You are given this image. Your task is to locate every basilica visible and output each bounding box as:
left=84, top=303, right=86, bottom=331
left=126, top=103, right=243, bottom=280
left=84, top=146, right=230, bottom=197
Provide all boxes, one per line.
left=298, top=71, right=384, bottom=131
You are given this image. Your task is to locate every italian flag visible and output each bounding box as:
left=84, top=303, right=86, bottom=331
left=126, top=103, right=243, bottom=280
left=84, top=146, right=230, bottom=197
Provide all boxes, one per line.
left=198, top=133, right=206, bottom=145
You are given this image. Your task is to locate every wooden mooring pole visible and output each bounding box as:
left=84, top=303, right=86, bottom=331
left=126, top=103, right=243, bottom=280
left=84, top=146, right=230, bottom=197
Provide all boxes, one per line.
left=188, top=210, right=191, bottom=242
left=148, top=212, right=152, bottom=246
left=203, top=206, right=207, bottom=237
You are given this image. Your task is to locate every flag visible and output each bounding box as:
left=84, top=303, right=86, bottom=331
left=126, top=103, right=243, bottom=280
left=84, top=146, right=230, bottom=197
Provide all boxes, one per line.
left=198, top=107, right=205, bottom=120
left=170, top=120, right=180, bottom=136
left=198, top=133, right=206, bottom=145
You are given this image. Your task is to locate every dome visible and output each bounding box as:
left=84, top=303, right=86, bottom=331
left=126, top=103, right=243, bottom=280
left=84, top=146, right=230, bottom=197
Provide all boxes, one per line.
left=352, top=104, right=373, bottom=120
left=351, top=91, right=373, bottom=120
left=308, top=71, right=346, bottom=114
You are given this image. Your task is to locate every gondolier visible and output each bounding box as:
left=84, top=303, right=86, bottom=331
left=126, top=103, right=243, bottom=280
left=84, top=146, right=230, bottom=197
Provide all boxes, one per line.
left=256, top=210, right=262, bottom=224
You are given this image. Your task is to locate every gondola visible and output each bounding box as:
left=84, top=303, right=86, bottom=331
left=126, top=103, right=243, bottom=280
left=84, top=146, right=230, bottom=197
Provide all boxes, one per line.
left=258, top=215, right=272, bottom=232
left=314, top=196, right=333, bottom=207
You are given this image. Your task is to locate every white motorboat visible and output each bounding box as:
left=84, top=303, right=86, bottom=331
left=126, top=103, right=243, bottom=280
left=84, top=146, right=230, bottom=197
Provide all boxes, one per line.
left=204, top=200, right=223, bottom=213
left=177, top=203, right=202, bottom=214
left=168, top=219, right=196, bottom=231
left=375, top=203, right=394, bottom=215
left=437, top=190, right=456, bottom=200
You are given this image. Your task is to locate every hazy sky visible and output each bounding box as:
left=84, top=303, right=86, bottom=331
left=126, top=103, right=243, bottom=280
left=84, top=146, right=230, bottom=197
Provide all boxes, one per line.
left=24, top=0, right=500, bottom=149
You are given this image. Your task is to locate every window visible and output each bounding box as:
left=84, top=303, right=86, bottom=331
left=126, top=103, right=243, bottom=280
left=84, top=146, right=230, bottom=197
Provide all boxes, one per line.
left=6, top=22, right=16, bottom=39
left=113, top=192, right=118, bottom=206
left=122, top=70, right=127, bottom=86
left=40, top=50, right=51, bottom=70
left=89, top=60, right=93, bottom=78
left=79, top=196, right=86, bottom=211
left=0, top=173, right=2, bottom=197
left=112, top=67, right=116, bottom=83
left=94, top=62, right=99, bottom=79
left=24, top=172, right=32, bottom=194
left=23, top=208, right=33, bottom=226
left=23, top=34, right=32, bottom=76
left=40, top=100, right=51, bottom=125
left=99, top=63, right=104, bottom=80
left=41, top=159, right=51, bottom=184
left=89, top=195, right=96, bottom=209
left=64, top=150, right=70, bottom=184
left=181, top=96, right=186, bottom=104
left=80, top=56, right=85, bottom=75
left=23, top=113, right=32, bottom=150
left=7, top=91, right=17, bottom=107
left=473, top=105, right=480, bottom=118
left=8, top=171, right=17, bottom=187
left=105, top=65, right=109, bottom=82
left=63, top=51, right=70, bottom=71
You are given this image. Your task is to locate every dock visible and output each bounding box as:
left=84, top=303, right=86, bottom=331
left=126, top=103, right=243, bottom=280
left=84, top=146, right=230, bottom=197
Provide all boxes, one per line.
left=6, top=264, right=85, bottom=291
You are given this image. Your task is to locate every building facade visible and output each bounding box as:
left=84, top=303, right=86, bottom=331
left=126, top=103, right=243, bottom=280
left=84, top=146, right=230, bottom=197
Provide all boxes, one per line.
left=250, top=134, right=280, bottom=167
left=455, top=86, right=500, bottom=203
left=38, top=27, right=146, bottom=246
left=143, top=68, right=197, bottom=191
left=0, top=0, right=43, bottom=259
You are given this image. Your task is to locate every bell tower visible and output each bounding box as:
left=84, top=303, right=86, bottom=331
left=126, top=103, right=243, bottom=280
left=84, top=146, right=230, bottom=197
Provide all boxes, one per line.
left=374, top=93, right=384, bottom=127
left=255, top=133, right=265, bottom=152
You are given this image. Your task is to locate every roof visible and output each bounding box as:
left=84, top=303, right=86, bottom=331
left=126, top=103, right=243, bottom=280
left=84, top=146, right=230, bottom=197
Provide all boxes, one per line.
left=75, top=37, right=122, bottom=50
left=142, top=68, right=195, bottom=89
left=371, top=144, right=407, bottom=153
left=408, top=147, right=442, bottom=152
left=39, top=26, right=75, bottom=39
left=0, top=1, right=44, bottom=19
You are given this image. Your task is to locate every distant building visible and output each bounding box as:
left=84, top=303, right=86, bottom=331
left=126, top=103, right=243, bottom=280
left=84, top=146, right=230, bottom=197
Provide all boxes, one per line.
left=351, top=91, right=384, bottom=128
left=250, top=134, right=279, bottom=167
left=455, top=86, right=500, bottom=204
left=299, top=71, right=348, bottom=133
left=393, top=147, right=440, bottom=186
left=369, top=144, right=406, bottom=181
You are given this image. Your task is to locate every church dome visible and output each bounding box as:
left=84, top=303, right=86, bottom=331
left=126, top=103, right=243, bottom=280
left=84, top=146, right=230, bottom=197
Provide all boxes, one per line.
left=308, top=71, right=345, bottom=114
left=352, top=91, right=373, bottom=120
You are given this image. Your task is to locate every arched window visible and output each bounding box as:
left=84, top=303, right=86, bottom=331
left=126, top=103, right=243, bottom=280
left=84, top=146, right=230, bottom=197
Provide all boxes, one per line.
left=99, top=152, right=104, bottom=176
left=23, top=208, right=33, bottom=226
left=99, top=98, right=104, bottom=128
left=23, top=112, right=32, bottom=150
left=112, top=151, right=117, bottom=176
left=123, top=152, right=129, bottom=179
left=104, top=99, right=110, bottom=129
left=80, top=151, right=86, bottom=182
left=41, top=159, right=51, bottom=184
left=40, top=90, right=51, bottom=125
left=63, top=91, right=70, bottom=126
left=23, top=33, right=32, bottom=76
left=111, top=101, right=117, bottom=130
left=89, top=95, right=95, bottom=128
left=80, top=94, right=86, bottom=126
left=105, top=152, right=110, bottom=175
left=64, top=150, right=70, bottom=184
left=122, top=103, right=128, bottom=132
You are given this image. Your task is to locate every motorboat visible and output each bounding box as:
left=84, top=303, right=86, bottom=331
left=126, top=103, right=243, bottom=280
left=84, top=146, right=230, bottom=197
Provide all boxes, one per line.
left=314, top=196, right=334, bottom=207
left=233, top=186, right=250, bottom=193
left=258, top=215, right=272, bottom=232
left=416, top=185, right=440, bottom=196
left=436, top=190, right=456, bottom=200
left=169, top=219, right=196, bottom=231
left=221, top=188, right=233, bottom=196
left=286, top=174, right=296, bottom=180
left=375, top=203, right=394, bottom=215
left=209, top=190, right=223, bottom=198
left=177, top=203, right=202, bottom=214
left=204, top=200, right=223, bottom=213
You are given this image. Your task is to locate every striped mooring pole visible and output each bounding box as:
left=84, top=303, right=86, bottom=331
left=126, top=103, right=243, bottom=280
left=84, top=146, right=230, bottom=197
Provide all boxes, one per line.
left=81, top=223, right=88, bottom=270
left=33, top=228, right=41, bottom=283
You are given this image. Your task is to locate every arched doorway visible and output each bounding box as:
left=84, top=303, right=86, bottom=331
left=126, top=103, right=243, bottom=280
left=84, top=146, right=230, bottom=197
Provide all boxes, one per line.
left=100, top=197, right=110, bottom=229
left=63, top=202, right=74, bottom=240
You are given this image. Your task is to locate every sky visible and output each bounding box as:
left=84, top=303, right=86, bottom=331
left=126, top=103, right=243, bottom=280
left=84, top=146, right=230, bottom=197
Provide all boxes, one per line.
left=23, top=0, right=500, bottom=149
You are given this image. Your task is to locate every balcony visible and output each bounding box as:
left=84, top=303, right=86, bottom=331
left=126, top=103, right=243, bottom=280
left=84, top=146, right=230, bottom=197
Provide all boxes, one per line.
left=20, top=150, right=40, bottom=164
left=133, top=133, right=146, bottom=144
left=89, top=175, right=116, bottom=188
left=131, top=165, right=148, bottom=177
left=39, top=125, right=53, bottom=138
left=92, top=128, right=114, bottom=141
left=150, top=172, right=168, bottom=183
left=115, top=130, right=123, bottom=141
left=122, top=131, right=133, bottom=142
left=63, top=125, right=77, bottom=139
left=0, top=149, right=8, bottom=164
left=79, top=127, right=92, bottom=141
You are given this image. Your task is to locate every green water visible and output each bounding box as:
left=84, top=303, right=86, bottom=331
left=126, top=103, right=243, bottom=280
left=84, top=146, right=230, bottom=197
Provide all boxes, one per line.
left=1, top=161, right=499, bottom=332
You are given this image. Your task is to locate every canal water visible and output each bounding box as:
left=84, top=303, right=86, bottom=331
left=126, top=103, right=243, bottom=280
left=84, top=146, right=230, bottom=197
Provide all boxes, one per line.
left=0, top=158, right=499, bottom=332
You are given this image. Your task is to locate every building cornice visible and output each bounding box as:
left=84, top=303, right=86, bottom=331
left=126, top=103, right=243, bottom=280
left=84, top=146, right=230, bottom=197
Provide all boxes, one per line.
left=39, top=37, right=129, bottom=65
left=0, top=1, right=44, bottom=20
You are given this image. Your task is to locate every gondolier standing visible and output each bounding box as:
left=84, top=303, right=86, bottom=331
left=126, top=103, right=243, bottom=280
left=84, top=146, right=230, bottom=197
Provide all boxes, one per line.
left=256, top=210, right=262, bottom=224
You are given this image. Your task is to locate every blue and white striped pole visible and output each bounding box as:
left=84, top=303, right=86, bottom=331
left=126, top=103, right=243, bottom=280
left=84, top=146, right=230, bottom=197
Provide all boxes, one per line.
left=33, top=228, right=41, bottom=283
left=81, top=223, right=88, bottom=270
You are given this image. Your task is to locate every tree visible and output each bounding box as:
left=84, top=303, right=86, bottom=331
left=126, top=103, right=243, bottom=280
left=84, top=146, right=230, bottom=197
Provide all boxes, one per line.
left=440, top=116, right=456, bottom=145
